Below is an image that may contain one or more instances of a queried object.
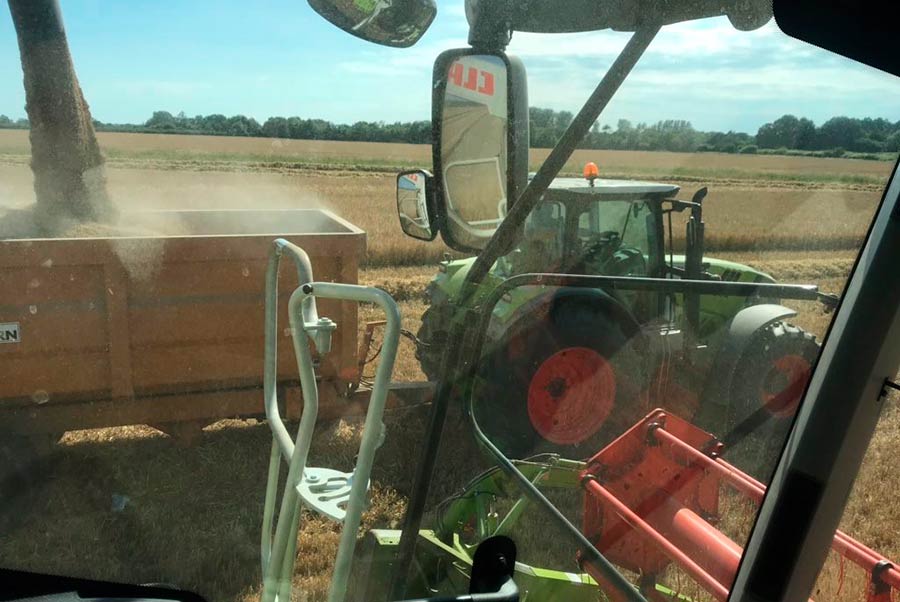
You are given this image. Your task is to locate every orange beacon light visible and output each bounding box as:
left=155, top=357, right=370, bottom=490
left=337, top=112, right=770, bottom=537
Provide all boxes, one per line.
left=583, top=161, right=600, bottom=185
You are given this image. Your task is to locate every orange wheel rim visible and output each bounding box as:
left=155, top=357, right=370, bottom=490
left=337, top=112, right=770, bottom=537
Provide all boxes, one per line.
left=527, top=347, right=616, bottom=445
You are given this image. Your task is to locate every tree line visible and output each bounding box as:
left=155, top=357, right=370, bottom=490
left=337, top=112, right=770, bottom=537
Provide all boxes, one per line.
left=2, top=109, right=897, bottom=159
left=533, top=109, right=899, bottom=158
left=0, top=111, right=433, bottom=144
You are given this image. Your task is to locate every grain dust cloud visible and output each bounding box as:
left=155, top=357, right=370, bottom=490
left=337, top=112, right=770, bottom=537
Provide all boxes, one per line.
left=1, top=164, right=334, bottom=282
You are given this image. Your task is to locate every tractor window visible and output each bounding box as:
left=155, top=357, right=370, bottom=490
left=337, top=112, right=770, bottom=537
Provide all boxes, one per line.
left=620, top=202, right=650, bottom=252
left=571, top=200, right=653, bottom=278
left=576, top=203, right=600, bottom=239
left=518, top=200, right=566, bottom=270
left=575, top=200, right=631, bottom=243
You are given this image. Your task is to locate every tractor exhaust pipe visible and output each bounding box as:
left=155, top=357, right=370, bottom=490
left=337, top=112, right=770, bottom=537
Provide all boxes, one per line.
left=684, top=188, right=707, bottom=334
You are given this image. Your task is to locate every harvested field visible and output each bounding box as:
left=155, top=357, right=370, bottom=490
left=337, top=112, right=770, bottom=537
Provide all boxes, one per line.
left=1, top=131, right=898, bottom=602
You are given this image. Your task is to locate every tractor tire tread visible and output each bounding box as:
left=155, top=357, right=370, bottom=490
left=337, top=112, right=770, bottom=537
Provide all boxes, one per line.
left=725, top=320, right=819, bottom=478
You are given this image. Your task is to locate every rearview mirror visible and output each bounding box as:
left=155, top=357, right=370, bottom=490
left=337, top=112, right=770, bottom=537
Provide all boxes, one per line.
left=307, top=0, right=436, bottom=48
left=432, top=49, right=529, bottom=252
left=396, top=169, right=436, bottom=240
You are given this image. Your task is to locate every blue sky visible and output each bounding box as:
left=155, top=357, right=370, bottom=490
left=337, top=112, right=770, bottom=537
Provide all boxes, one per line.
left=0, top=1, right=897, bottom=133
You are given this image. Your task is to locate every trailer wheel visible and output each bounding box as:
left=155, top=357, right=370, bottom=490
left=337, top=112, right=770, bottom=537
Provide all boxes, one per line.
left=474, top=303, right=646, bottom=459
left=726, top=321, right=819, bottom=477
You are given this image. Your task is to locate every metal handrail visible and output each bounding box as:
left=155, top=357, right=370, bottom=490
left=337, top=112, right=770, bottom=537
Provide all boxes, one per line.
left=263, top=239, right=319, bottom=461
left=310, top=282, right=401, bottom=602
left=262, top=239, right=319, bottom=602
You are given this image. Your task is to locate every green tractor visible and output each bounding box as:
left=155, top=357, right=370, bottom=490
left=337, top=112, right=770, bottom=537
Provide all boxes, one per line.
left=395, top=51, right=835, bottom=473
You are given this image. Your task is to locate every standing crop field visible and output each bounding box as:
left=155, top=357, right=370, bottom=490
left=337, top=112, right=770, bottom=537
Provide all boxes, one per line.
left=1, top=129, right=892, bottom=176
left=0, top=130, right=897, bottom=602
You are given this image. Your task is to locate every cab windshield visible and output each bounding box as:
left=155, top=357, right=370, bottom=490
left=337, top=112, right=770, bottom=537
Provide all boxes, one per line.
left=1, top=3, right=898, bottom=602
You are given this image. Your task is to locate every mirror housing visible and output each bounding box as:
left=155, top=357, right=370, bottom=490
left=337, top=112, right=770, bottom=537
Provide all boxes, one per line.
left=307, top=0, right=436, bottom=48
left=396, top=169, right=437, bottom=241
left=431, top=49, right=529, bottom=252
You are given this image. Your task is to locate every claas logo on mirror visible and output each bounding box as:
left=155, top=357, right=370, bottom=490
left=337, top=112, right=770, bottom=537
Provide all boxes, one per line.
left=448, top=61, right=495, bottom=97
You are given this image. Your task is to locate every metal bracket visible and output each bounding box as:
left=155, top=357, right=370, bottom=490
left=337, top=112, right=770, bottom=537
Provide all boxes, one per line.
left=296, top=467, right=369, bottom=522
left=884, top=379, right=900, bottom=396
left=305, top=316, right=337, bottom=355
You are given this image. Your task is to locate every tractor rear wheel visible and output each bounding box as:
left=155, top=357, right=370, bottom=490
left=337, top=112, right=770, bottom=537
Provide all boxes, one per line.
left=474, top=304, right=647, bottom=459
left=725, top=321, right=819, bottom=478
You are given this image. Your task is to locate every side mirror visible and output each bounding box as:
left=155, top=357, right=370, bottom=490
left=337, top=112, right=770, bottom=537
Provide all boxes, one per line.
left=432, top=49, right=529, bottom=252
left=691, top=186, right=708, bottom=204
left=307, top=0, right=436, bottom=48
left=396, top=169, right=437, bottom=241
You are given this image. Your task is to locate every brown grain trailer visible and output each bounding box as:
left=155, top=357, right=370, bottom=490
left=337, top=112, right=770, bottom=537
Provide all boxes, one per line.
left=0, top=208, right=374, bottom=441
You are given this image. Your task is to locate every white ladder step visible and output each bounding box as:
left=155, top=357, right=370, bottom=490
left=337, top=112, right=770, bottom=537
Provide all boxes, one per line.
left=296, top=466, right=370, bottom=522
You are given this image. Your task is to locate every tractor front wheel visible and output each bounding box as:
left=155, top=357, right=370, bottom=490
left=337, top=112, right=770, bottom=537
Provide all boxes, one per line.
left=474, top=304, right=646, bottom=459
left=726, top=321, right=819, bottom=478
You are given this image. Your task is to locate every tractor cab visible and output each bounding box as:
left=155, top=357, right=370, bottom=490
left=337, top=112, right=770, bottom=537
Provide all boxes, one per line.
left=494, top=176, right=682, bottom=325
left=502, top=176, right=678, bottom=281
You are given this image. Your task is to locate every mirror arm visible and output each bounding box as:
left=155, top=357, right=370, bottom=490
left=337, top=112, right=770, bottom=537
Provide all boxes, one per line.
left=467, top=0, right=513, bottom=51
left=458, top=24, right=661, bottom=303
